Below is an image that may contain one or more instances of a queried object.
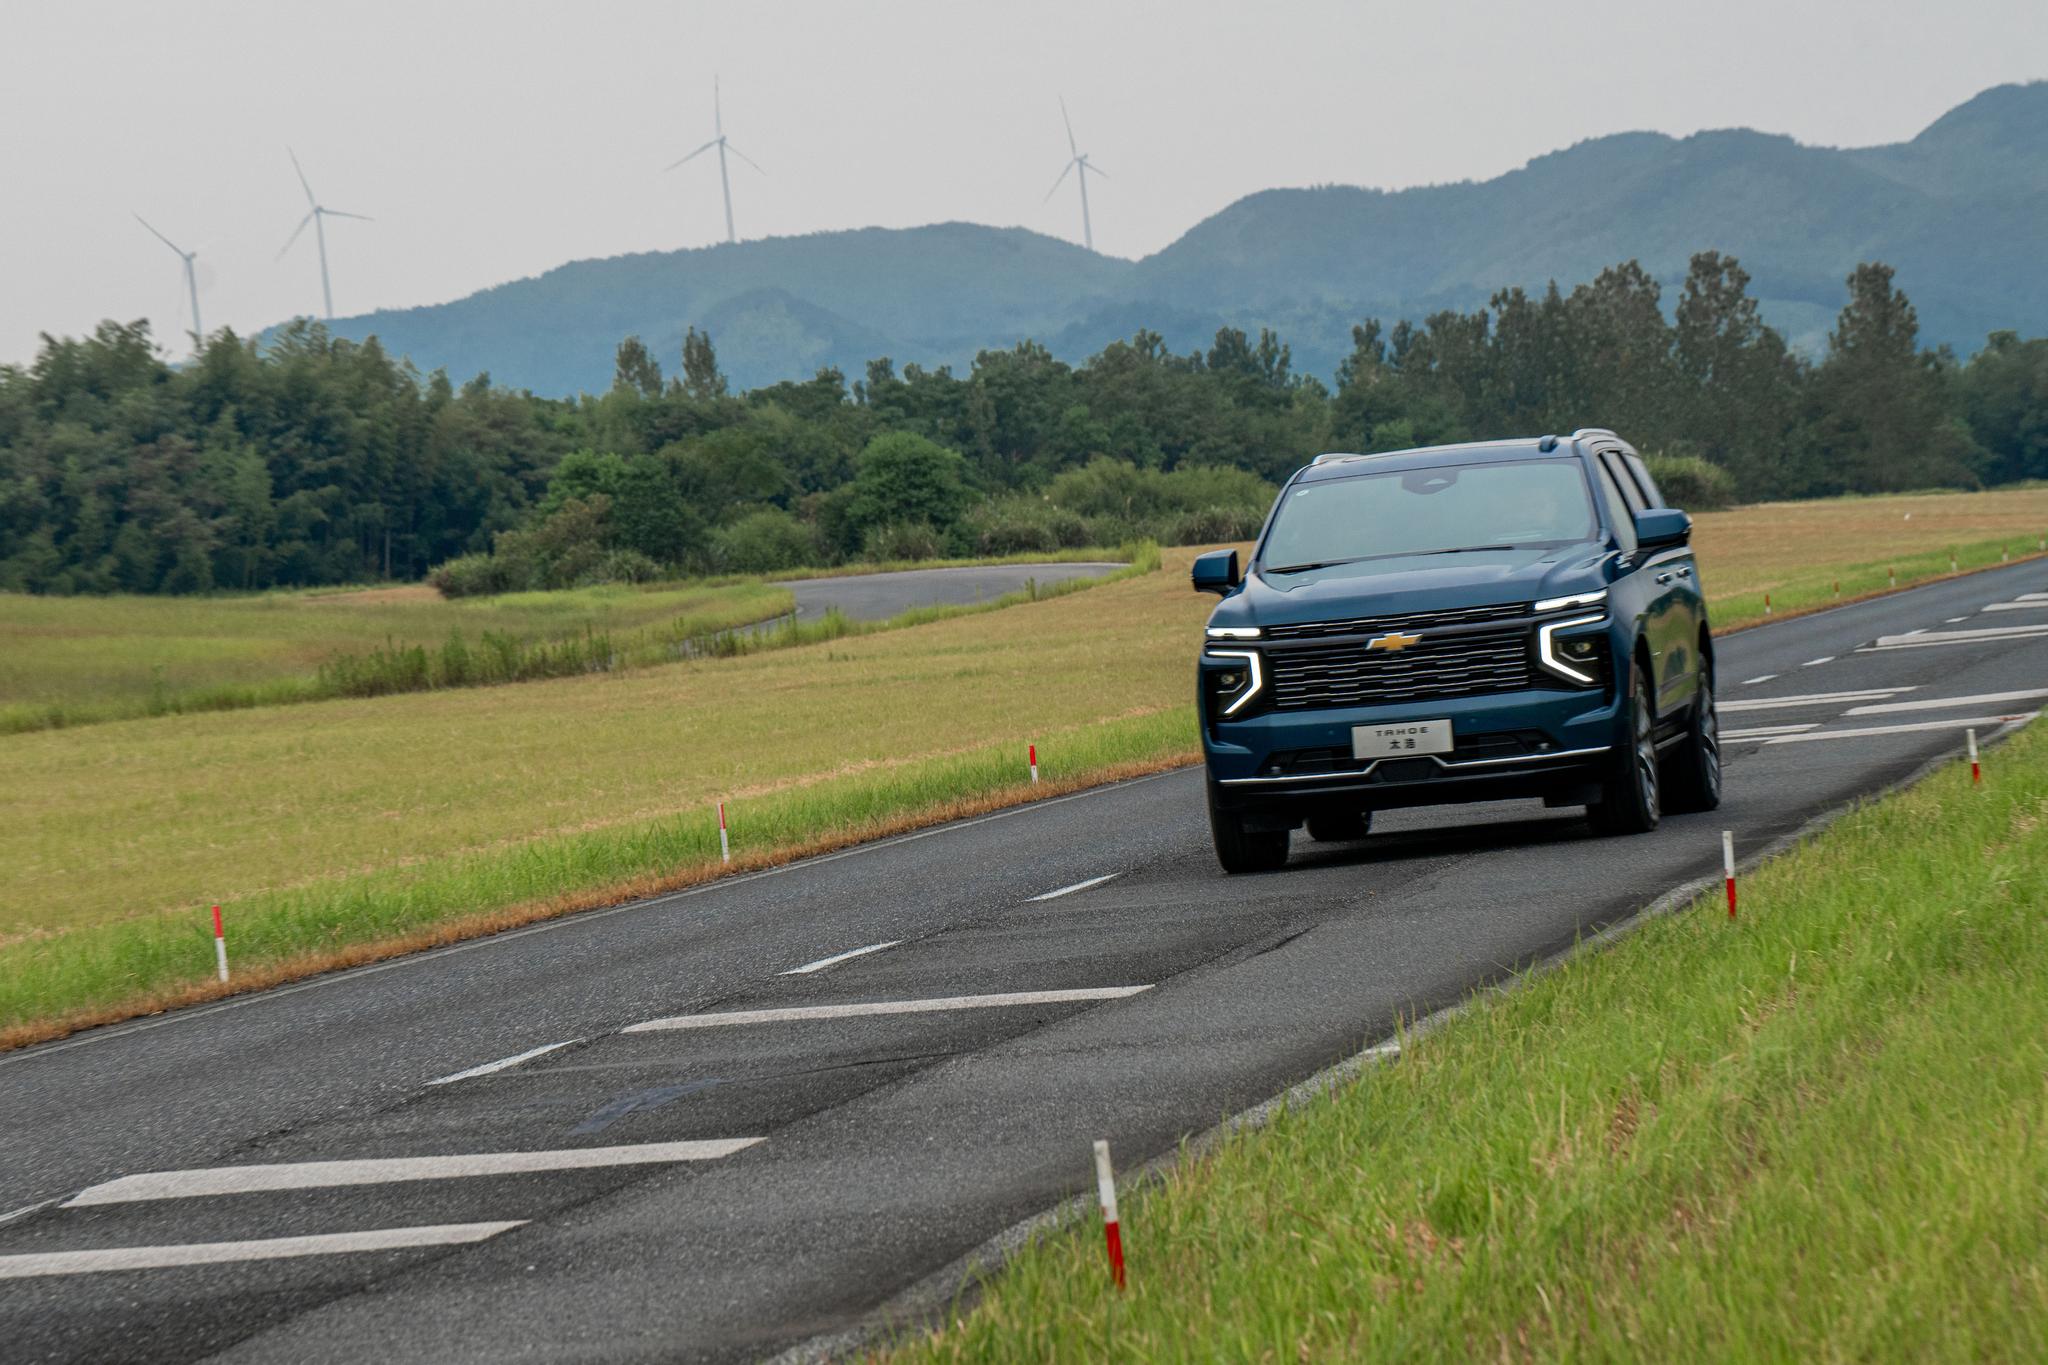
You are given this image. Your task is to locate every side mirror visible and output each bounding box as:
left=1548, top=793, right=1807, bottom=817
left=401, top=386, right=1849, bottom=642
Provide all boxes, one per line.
left=1191, top=549, right=1241, bottom=595
left=1635, top=507, right=1692, bottom=550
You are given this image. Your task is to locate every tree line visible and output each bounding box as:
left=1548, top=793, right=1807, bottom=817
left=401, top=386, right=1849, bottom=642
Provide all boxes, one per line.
left=1, top=251, right=2043, bottom=596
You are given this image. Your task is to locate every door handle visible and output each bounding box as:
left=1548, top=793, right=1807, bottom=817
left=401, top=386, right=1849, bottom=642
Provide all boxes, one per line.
left=1655, top=572, right=1674, bottom=585
left=1676, top=567, right=1692, bottom=578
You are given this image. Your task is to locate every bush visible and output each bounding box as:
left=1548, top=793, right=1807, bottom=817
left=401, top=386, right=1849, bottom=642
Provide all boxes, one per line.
left=586, top=549, right=662, bottom=585
left=1163, top=503, right=1268, bottom=545
left=1645, top=453, right=1739, bottom=511
left=960, top=496, right=1095, bottom=555
left=711, top=509, right=818, bottom=574
left=430, top=553, right=525, bottom=598
left=863, top=521, right=945, bottom=562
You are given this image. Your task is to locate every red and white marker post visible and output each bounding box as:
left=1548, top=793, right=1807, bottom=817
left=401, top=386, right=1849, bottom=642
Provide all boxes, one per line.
left=1833, top=579, right=1840, bottom=601
left=1093, top=1139, right=1126, bottom=1290
left=1968, top=728, right=1981, bottom=786
left=1888, top=566, right=1897, bottom=590
left=1721, top=831, right=1737, bottom=920
left=717, top=801, right=730, bottom=864
left=1029, top=743, right=1039, bottom=785
left=211, top=904, right=229, bottom=983
left=1763, top=593, right=1772, bottom=616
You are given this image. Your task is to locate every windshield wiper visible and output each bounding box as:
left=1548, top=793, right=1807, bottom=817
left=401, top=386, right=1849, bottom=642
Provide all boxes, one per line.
left=1264, top=558, right=1365, bottom=575
left=1414, top=544, right=1519, bottom=556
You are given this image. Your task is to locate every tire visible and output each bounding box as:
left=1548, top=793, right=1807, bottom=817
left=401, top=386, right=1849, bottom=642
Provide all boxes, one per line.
left=1207, top=782, right=1290, bottom=873
left=1589, top=659, right=1661, bottom=835
left=1306, top=809, right=1372, bottom=843
left=1663, top=673, right=1723, bottom=814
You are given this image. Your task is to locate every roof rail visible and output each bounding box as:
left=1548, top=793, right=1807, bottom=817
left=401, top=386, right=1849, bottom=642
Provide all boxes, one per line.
left=1310, top=451, right=1366, bottom=465
left=1569, top=427, right=1618, bottom=443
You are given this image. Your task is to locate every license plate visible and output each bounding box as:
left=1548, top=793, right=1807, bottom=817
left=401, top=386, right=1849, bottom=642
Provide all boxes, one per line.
left=1352, top=719, right=1453, bottom=760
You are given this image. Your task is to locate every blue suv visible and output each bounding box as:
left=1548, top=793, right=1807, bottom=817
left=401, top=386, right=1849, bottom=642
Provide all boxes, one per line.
left=1193, top=429, right=1719, bottom=873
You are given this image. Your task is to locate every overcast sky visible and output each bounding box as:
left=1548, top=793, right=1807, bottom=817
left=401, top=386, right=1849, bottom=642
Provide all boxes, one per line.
left=1, top=0, right=2043, bottom=368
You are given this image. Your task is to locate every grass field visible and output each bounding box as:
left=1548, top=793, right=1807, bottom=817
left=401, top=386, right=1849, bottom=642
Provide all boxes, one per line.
left=2, top=487, right=2046, bottom=1044
left=885, top=719, right=2048, bottom=1363
left=0, top=580, right=795, bottom=733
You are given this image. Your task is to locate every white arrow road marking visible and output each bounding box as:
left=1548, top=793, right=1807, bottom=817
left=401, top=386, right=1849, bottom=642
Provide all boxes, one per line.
left=1028, top=873, right=1121, bottom=901
left=0, top=1222, right=525, bottom=1280
left=1719, top=687, right=1913, bottom=713
left=1869, top=623, right=2048, bottom=650
left=1721, top=723, right=1822, bottom=740
left=427, top=1039, right=579, bottom=1085
left=1763, top=714, right=2038, bottom=745
left=625, top=986, right=1153, bottom=1032
left=1845, top=688, right=2048, bottom=717
left=779, top=941, right=901, bottom=975
left=64, top=1140, right=763, bottom=1206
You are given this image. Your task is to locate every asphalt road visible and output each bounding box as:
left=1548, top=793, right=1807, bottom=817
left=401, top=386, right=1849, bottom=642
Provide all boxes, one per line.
left=3, top=564, right=2045, bottom=1363
left=776, top=562, right=1125, bottom=623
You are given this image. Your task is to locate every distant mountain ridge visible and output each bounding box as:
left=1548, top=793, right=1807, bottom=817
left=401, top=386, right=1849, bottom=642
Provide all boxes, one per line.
left=303, top=82, right=2048, bottom=395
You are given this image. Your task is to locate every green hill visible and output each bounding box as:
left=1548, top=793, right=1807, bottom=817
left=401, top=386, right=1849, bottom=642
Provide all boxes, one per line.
left=303, top=82, right=2048, bottom=394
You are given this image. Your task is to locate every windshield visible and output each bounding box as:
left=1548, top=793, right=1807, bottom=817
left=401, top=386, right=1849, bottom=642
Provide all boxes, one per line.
left=1260, top=459, right=1597, bottom=571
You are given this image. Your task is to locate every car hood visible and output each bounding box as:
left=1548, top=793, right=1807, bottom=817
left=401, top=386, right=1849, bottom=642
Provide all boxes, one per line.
left=1211, top=545, right=1613, bottom=630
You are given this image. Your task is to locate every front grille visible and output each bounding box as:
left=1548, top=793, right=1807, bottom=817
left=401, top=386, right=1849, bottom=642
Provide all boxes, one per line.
left=1262, top=601, right=1529, bottom=641
left=1267, top=630, right=1535, bottom=709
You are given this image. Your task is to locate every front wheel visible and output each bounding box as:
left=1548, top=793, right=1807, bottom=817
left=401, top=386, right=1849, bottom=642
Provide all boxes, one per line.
left=1664, top=675, right=1723, bottom=813
left=1207, top=782, right=1290, bottom=873
left=1589, top=660, right=1661, bottom=836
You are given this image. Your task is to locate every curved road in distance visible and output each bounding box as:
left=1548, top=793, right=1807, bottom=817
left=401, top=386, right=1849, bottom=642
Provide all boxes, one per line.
left=3, top=563, right=2046, bottom=1363
left=777, top=561, right=1127, bottom=624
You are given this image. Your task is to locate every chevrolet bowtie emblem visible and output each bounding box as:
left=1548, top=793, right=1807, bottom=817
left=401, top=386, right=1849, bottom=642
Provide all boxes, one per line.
left=1367, top=631, right=1423, bottom=652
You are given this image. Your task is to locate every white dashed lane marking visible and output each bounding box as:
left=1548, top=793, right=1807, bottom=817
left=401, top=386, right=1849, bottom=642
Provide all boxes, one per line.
left=1801, top=656, right=1835, bottom=667
left=779, top=942, right=902, bottom=976
left=1721, top=723, right=1822, bottom=740
left=1027, top=873, right=1122, bottom=902
left=1870, top=623, right=2048, bottom=650
left=64, top=1141, right=764, bottom=1206
left=1718, top=687, right=1912, bottom=713
left=427, top=1040, right=580, bottom=1086
left=0, top=1223, right=525, bottom=1280
left=1762, top=714, right=2038, bottom=745
left=1982, top=601, right=2048, bottom=612
left=1844, top=688, right=2048, bottom=717
left=625, top=987, right=1153, bottom=1033
left=1740, top=675, right=1777, bottom=685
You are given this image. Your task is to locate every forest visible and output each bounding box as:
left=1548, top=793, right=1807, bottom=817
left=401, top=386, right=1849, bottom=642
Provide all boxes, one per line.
left=1, top=250, right=2043, bottom=596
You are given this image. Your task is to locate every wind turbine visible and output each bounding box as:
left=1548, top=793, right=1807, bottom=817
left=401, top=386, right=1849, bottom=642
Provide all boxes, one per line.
left=135, top=214, right=204, bottom=356
left=277, top=148, right=372, bottom=319
left=664, top=77, right=762, bottom=245
left=1044, top=97, right=1106, bottom=252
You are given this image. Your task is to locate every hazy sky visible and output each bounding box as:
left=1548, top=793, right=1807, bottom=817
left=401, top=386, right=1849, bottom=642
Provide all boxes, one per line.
left=2, top=0, right=2043, bottom=367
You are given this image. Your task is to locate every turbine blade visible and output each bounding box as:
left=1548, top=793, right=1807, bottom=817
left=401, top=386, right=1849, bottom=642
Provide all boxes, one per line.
left=1060, top=96, right=1077, bottom=156
left=664, top=139, right=719, bottom=171
left=134, top=213, right=184, bottom=255
left=1083, top=160, right=1108, bottom=179
left=276, top=212, right=314, bottom=259
left=287, top=147, right=317, bottom=208
left=1044, top=159, right=1075, bottom=202
left=725, top=141, right=765, bottom=173
left=322, top=209, right=374, bottom=221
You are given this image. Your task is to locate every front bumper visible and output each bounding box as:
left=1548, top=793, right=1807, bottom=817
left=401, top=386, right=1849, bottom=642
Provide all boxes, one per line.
left=1202, top=685, right=1623, bottom=814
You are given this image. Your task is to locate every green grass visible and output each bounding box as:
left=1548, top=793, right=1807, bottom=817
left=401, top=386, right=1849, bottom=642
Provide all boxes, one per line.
left=0, top=580, right=795, bottom=733
left=885, top=721, right=2048, bottom=1364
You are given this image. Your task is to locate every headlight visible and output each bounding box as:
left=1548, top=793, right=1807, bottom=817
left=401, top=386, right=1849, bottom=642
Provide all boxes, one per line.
left=1202, top=649, right=1265, bottom=718
left=1206, top=625, right=1262, bottom=639
left=1534, top=589, right=1607, bottom=613
left=1536, top=613, right=1609, bottom=687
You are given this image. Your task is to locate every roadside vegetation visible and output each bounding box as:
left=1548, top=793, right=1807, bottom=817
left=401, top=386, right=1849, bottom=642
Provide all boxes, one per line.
left=1, top=489, right=2045, bottom=1044
left=885, top=718, right=2048, bottom=1364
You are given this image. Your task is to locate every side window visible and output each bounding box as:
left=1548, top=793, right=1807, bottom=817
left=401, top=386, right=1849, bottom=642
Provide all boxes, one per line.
left=1591, top=459, right=1638, bottom=554
left=1622, top=453, right=1665, bottom=508
left=1599, top=451, right=1648, bottom=517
